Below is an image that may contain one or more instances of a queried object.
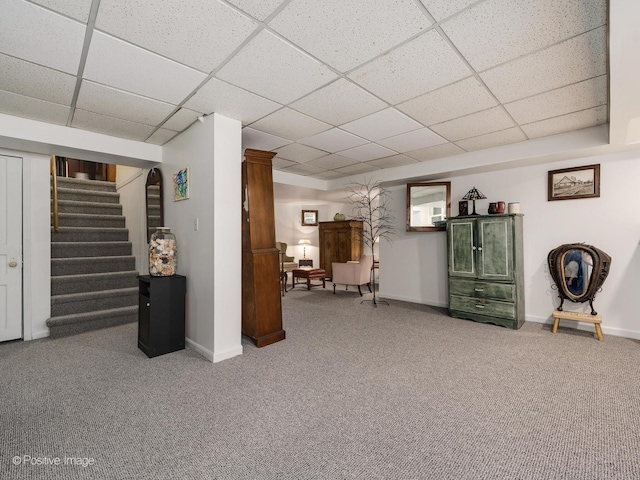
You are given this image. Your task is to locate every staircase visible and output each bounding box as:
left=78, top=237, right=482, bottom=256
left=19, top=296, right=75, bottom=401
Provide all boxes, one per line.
left=46, top=177, right=139, bottom=338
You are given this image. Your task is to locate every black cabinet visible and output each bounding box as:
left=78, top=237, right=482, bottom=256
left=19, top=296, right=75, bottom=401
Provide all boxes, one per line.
left=138, top=275, right=186, bottom=358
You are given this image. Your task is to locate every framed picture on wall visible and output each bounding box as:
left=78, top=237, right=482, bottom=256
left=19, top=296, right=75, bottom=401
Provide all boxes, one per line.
left=301, top=209, right=318, bottom=226
left=172, top=167, right=189, bottom=201
left=548, top=164, right=600, bottom=201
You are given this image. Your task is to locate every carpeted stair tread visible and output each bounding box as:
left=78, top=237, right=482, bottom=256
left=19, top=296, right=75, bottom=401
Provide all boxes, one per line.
left=50, top=287, right=138, bottom=317
left=55, top=176, right=117, bottom=192
left=55, top=213, right=125, bottom=228
left=55, top=187, right=120, bottom=204
left=46, top=306, right=138, bottom=338
left=47, top=305, right=137, bottom=325
left=56, top=199, right=122, bottom=215
left=52, top=256, right=135, bottom=276
left=51, top=270, right=138, bottom=295
left=51, top=226, right=130, bottom=242
left=52, top=241, right=132, bottom=258
left=51, top=286, right=138, bottom=304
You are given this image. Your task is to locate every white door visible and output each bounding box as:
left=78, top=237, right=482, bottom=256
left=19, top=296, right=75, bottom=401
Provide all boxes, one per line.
left=0, top=155, right=22, bottom=342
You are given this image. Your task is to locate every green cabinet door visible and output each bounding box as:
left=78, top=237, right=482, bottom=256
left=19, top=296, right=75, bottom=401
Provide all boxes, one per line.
left=447, top=219, right=475, bottom=277
left=476, top=216, right=514, bottom=281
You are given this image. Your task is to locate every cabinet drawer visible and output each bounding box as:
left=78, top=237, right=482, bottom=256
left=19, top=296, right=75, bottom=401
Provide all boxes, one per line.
left=449, top=278, right=514, bottom=301
left=450, top=294, right=515, bottom=320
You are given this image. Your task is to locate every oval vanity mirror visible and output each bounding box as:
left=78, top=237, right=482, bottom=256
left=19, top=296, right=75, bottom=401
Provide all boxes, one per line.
left=547, top=243, right=611, bottom=315
left=406, top=182, right=451, bottom=232
left=145, top=168, right=164, bottom=243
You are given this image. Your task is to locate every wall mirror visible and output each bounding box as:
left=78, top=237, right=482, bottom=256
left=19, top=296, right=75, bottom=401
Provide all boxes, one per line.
left=406, top=182, right=451, bottom=232
left=146, top=168, right=164, bottom=243
left=547, top=243, right=612, bottom=315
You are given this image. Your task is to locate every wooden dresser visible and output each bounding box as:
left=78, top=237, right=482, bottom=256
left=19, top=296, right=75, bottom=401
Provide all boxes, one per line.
left=318, top=220, right=364, bottom=280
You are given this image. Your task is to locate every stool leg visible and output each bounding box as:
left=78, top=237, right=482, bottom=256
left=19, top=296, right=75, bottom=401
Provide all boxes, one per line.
left=595, top=323, right=604, bottom=341
left=552, top=317, right=560, bottom=334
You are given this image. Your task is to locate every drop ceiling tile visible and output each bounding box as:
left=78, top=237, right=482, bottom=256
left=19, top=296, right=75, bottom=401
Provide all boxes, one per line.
left=269, top=0, right=431, bottom=72
left=272, top=157, right=298, bottom=169
left=76, top=81, right=176, bottom=126
left=84, top=32, right=207, bottom=105
left=341, top=108, right=422, bottom=141
left=0, top=90, right=69, bottom=125
left=242, top=127, right=292, bottom=151
left=419, top=0, right=479, bottom=21
left=307, top=154, right=359, bottom=170
left=366, top=154, right=419, bottom=169
left=430, top=106, right=516, bottom=142
left=377, top=128, right=447, bottom=152
left=30, top=0, right=92, bottom=22
left=146, top=128, right=179, bottom=146
left=299, top=128, right=367, bottom=153
left=505, top=75, right=608, bottom=125
left=281, top=162, right=324, bottom=176
left=441, top=0, right=607, bottom=71
left=290, top=79, right=386, bottom=126
left=481, top=27, right=607, bottom=104
left=0, top=53, right=75, bottom=105
left=337, top=143, right=396, bottom=162
left=71, top=109, right=155, bottom=141
left=405, top=142, right=465, bottom=161
left=456, top=127, right=527, bottom=151
left=522, top=105, right=608, bottom=139
left=311, top=170, right=345, bottom=180
left=250, top=108, right=331, bottom=140
left=0, top=0, right=85, bottom=75
left=226, top=0, right=286, bottom=20
left=184, top=77, right=281, bottom=123
left=216, top=30, right=337, bottom=104
left=333, top=163, right=381, bottom=175
left=274, top=143, right=329, bottom=163
left=162, top=108, right=201, bottom=131
left=348, top=30, right=471, bottom=105
left=397, top=76, right=496, bottom=126
left=96, top=0, right=257, bottom=73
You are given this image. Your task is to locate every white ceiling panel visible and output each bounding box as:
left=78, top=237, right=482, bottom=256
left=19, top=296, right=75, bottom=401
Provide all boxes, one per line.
left=162, top=108, right=201, bottom=132
left=95, top=0, right=257, bottom=73
left=522, top=105, right=608, bottom=139
left=84, top=32, right=207, bottom=105
left=441, top=0, right=607, bottom=71
left=242, top=127, right=292, bottom=151
left=299, top=128, right=367, bottom=153
left=0, top=53, right=76, bottom=105
left=226, top=0, right=286, bottom=21
left=348, top=30, right=471, bottom=105
left=274, top=143, right=329, bottom=163
left=216, top=30, right=337, bottom=104
left=430, top=106, right=516, bottom=142
left=481, top=27, right=607, bottom=104
left=366, top=154, right=419, bottom=169
left=290, top=79, right=386, bottom=126
left=397, top=77, right=496, bottom=127
left=272, top=156, right=298, bottom=169
left=455, top=127, right=527, bottom=151
left=30, top=0, right=92, bottom=22
left=146, top=128, right=179, bottom=146
left=250, top=108, right=331, bottom=140
left=377, top=128, right=447, bottom=152
left=281, top=162, right=324, bottom=175
left=71, top=109, right=155, bottom=141
left=184, top=77, right=281, bottom=123
left=307, top=154, right=359, bottom=170
left=0, top=0, right=85, bottom=75
left=337, top=143, right=396, bottom=162
left=76, top=81, right=176, bottom=126
left=0, top=89, right=69, bottom=125
left=268, top=0, right=432, bottom=72
left=340, top=108, right=422, bottom=141
left=333, top=163, right=380, bottom=175
left=312, top=170, right=345, bottom=180
left=505, top=75, right=608, bottom=125
left=405, top=142, right=465, bottom=161
left=419, top=0, right=480, bottom=22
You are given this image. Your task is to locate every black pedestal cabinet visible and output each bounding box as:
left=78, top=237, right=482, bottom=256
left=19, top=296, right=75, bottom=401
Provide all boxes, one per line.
left=138, top=275, right=186, bottom=358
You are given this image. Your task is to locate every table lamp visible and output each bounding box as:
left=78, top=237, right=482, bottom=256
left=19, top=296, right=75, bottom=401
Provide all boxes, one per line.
left=462, top=187, right=487, bottom=215
left=298, top=238, right=311, bottom=259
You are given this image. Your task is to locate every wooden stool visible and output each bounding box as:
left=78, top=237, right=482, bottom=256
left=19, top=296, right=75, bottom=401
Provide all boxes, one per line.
left=551, top=310, right=603, bottom=341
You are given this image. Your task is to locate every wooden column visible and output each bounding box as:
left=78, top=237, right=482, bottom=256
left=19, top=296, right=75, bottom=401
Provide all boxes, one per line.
left=241, top=149, right=285, bottom=347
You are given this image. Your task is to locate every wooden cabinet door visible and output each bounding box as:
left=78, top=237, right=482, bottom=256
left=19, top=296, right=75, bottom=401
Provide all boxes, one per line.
left=476, top=216, right=514, bottom=281
left=448, top=218, right=475, bottom=278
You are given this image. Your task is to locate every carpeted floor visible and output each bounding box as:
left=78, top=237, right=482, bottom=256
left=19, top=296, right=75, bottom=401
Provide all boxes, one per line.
left=2, top=288, right=640, bottom=479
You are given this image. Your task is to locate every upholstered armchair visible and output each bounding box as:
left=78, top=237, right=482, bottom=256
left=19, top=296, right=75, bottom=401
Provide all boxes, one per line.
left=275, top=242, right=297, bottom=273
left=332, top=255, right=373, bottom=296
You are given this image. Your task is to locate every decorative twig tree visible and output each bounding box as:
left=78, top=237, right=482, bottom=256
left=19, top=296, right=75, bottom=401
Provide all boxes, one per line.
left=346, top=179, right=395, bottom=306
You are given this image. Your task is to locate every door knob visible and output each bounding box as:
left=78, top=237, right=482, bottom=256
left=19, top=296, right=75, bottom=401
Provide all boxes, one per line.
left=8, top=261, right=18, bottom=268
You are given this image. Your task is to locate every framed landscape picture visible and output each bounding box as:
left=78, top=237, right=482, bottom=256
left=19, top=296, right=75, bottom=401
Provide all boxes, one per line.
left=548, top=164, right=600, bottom=201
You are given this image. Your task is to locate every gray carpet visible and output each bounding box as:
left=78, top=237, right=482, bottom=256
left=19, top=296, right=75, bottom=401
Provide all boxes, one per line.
left=2, top=288, right=639, bottom=479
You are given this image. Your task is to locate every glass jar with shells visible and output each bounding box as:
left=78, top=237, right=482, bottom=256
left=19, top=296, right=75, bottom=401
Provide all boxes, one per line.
left=149, top=227, right=177, bottom=276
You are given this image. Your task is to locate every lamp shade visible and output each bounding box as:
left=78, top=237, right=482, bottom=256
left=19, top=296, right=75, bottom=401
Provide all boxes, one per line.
left=298, top=238, right=311, bottom=245
left=462, top=187, right=487, bottom=201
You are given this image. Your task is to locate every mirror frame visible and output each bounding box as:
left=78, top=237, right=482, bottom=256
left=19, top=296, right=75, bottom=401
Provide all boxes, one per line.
left=145, top=168, right=164, bottom=243
left=406, top=182, right=451, bottom=232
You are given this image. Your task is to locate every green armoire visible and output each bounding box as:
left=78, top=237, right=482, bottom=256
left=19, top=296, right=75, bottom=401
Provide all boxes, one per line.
left=446, top=214, right=525, bottom=329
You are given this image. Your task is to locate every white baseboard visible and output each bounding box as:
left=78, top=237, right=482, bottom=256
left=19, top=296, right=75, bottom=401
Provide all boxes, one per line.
left=213, top=345, right=243, bottom=363
left=185, top=337, right=214, bottom=362
left=379, top=292, right=448, bottom=309
left=525, top=314, right=640, bottom=340
left=185, top=338, right=244, bottom=363
left=31, top=329, right=50, bottom=340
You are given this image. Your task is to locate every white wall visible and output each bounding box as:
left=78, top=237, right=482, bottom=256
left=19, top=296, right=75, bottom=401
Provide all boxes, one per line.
left=380, top=149, right=640, bottom=339
left=116, top=166, right=148, bottom=274
left=162, top=113, right=242, bottom=362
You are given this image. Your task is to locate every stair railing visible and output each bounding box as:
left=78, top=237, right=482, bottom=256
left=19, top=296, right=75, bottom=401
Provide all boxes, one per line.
left=50, top=155, right=59, bottom=233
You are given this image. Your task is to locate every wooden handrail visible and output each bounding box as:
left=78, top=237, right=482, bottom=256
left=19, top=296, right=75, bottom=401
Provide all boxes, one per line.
left=50, top=155, right=59, bottom=233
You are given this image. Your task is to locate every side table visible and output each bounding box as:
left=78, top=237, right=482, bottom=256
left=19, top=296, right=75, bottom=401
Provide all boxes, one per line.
left=292, top=268, right=326, bottom=290
left=299, top=259, right=313, bottom=267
